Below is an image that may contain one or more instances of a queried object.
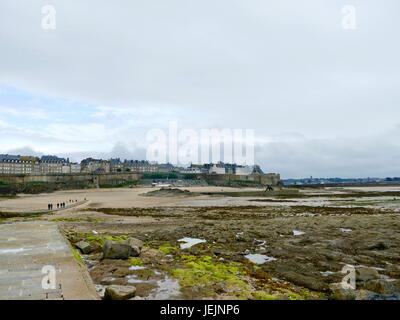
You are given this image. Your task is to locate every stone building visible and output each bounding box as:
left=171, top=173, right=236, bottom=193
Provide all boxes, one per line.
left=0, top=154, right=74, bottom=175
left=156, top=163, right=175, bottom=173
left=81, top=158, right=111, bottom=174
left=208, top=163, right=226, bottom=175
left=40, top=155, right=69, bottom=174
left=70, top=163, right=81, bottom=174
left=235, top=164, right=264, bottom=176
left=0, top=155, right=40, bottom=175
left=110, top=158, right=124, bottom=172
left=61, top=162, right=81, bottom=174
left=123, top=160, right=158, bottom=173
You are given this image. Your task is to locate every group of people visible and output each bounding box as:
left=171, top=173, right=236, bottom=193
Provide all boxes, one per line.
left=47, top=198, right=84, bottom=211
left=47, top=203, right=65, bottom=210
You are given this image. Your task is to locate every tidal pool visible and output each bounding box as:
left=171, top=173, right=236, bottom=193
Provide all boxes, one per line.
left=129, top=266, right=147, bottom=271
left=320, top=271, right=335, bottom=277
left=178, top=237, right=206, bottom=249
left=245, top=254, right=276, bottom=264
left=147, top=277, right=181, bottom=300
left=293, top=230, right=305, bottom=236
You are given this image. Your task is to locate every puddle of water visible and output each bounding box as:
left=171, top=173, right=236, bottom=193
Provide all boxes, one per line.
left=147, top=276, right=181, bottom=300
left=340, top=228, right=352, bottom=233
left=254, top=239, right=266, bottom=246
left=293, top=230, right=305, bottom=236
left=245, top=254, right=276, bottom=264
left=127, top=276, right=149, bottom=284
left=178, top=237, right=206, bottom=249
left=129, top=266, right=146, bottom=271
left=320, top=271, right=335, bottom=277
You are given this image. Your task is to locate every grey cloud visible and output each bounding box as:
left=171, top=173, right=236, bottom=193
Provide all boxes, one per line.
left=256, top=127, right=400, bottom=178
left=0, top=1, right=399, bottom=177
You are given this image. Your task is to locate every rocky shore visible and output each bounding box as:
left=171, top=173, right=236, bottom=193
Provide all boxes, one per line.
left=56, top=188, right=400, bottom=300
left=3, top=186, right=400, bottom=300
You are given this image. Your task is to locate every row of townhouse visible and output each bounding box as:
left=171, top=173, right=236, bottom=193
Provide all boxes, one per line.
left=81, top=158, right=170, bottom=174
left=80, top=158, right=175, bottom=174
left=80, top=158, right=111, bottom=174
left=1, top=154, right=265, bottom=176
left=0, top=154, right=175, bottom=175
left=0, top=154, right=81, bottom=175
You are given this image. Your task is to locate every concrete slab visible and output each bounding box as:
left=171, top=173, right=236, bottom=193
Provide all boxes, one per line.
left=0, top=221, right=98, bottom=300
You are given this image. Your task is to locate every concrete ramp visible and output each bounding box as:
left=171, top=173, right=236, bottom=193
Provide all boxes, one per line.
left=0, top=221, right=98, bottom=300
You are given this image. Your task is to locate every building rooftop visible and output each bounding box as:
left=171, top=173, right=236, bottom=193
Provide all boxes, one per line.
left=40, top=155, right=68, bottom=163
left=0, top=154, right=21, bottom=162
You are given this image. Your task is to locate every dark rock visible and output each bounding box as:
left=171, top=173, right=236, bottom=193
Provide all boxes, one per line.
left=213, top=249, right=223, bottom=255
left=365, top=242, right=387, bottom=251
left=355, top=290, right=377, bottom=300
left=100, top=277, right=116, bottom=285
left=356, top=267, right=380, bottom=282
left=89, top=242, right=103, bottom=253
left=104, top=285, right=136, bottom=300
left=361, top=279, right=396, bottom=294
left=355, top=255, right=375, bottom=265
left=124, top=238, right=143, bottom=257
left=329, top=283, right=356, bottom=300
left=323, top=251, right=346, bottom=261
left=75, top=241, right=93, bottom=254
left=113, top=267, right=132, bottom=277
left=281, top=271, right=327, bottom=291
left=236, top=234, right=252, bottom=242
left=103, top=240, right=131, bottom=259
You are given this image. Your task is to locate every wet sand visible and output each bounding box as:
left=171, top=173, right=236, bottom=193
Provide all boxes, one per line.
left=0, top=186, right=264, bottom=213
left=1, top=186, right=400, bottom=300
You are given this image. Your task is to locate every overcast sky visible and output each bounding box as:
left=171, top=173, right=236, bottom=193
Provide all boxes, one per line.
left=0, top=1, right=399, bottom=178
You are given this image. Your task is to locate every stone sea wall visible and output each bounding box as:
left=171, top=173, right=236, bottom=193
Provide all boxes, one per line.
left=0, top=172, right=281, bottom=194
left=202, top=173, right=281, bottom=187
left=0, top=173, right=142, bottom=194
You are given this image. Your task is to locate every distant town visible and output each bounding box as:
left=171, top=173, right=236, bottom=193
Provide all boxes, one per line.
left=0, top=154, right=265, bottom=176
left=283, top=176, right=400, bottom=186
left=1, top=154, right=399, bottom=187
